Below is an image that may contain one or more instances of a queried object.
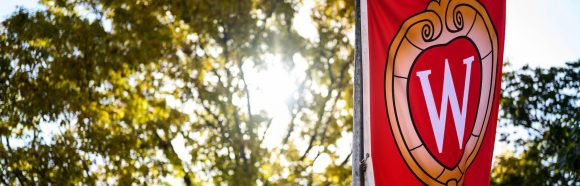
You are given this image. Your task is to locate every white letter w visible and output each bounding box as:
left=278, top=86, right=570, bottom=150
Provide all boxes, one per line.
left=416, top=56, right=474, bottom=153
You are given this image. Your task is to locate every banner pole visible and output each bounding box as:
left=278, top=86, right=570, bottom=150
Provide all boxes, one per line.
left=353, top=0, right=365, bottom=185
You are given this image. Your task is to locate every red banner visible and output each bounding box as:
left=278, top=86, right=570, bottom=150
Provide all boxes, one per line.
left=360, top=0, right=505, bottom=185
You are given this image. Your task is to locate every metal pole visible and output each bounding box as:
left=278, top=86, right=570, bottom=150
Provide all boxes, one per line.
left=352, top=0, right=365, bottom=185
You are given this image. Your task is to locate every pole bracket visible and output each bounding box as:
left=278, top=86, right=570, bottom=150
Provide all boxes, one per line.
left=359, top=153, right=370, bottom=185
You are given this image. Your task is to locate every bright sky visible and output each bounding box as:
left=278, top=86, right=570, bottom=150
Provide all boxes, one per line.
left=0, top=0, right=39, bottom=20
left=504, top=0, right=580, bottom=68
left=1, top=0, right=579, bottom=183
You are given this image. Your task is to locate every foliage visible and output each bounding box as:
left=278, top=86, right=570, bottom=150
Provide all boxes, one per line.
left=0, top=0, right=354, bottom=185
left=492, top=61, right=580, bottom=185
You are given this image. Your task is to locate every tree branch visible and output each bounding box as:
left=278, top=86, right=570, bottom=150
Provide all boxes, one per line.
left=282, top=70, right=311, bottom=145
left=300, top=60, right=350, bottom=161
left=153, top=129, right=192, bottom=186
left=259, top=118, right=274, bottom=144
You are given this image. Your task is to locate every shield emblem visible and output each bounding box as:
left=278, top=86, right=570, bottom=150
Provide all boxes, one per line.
left=383, top=0, right=499, bottom=185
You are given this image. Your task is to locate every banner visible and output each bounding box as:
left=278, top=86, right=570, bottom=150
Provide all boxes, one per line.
left=360, top=0, right=505, bottom=185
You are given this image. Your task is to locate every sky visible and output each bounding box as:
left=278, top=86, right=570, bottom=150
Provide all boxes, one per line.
left=504, top=0, right=580, bottom=68
left=1, top=0, right=579, bottom=183
left=0, top=0, right=39, bottom=19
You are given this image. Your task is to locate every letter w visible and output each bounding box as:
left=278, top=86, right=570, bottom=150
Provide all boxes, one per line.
left=416, top=56, right=474, bottom=153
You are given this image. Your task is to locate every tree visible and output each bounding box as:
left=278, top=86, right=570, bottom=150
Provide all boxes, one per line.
left=492, top=60, right=580, bottom=185
left=0, top=0, right=354, bottom=185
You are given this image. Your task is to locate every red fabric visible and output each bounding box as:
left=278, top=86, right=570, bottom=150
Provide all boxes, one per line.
left=366, top=0, right=505, bottom=185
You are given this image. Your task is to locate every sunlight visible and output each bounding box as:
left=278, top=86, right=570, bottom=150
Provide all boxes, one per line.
left=244, top=54, right=304, bottom=149
left=293, top=0, right=319, bottom=42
